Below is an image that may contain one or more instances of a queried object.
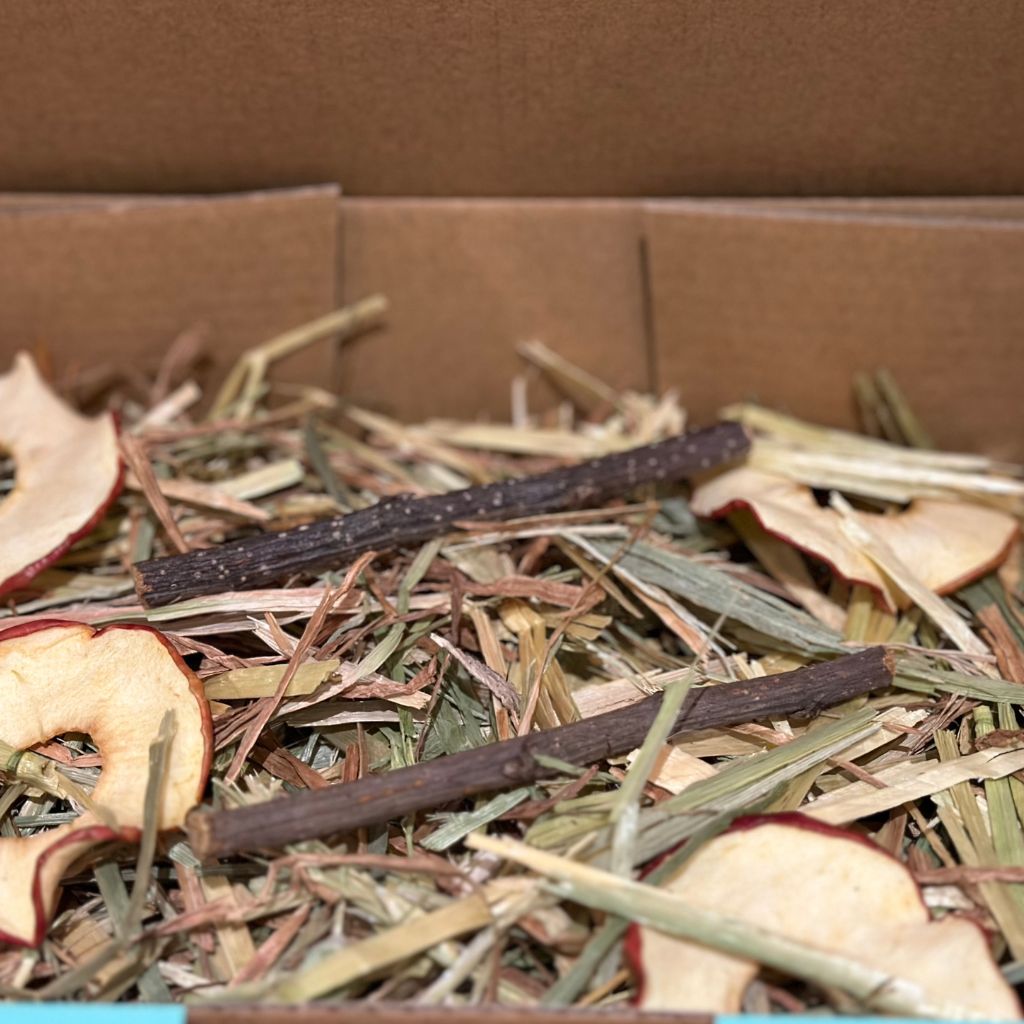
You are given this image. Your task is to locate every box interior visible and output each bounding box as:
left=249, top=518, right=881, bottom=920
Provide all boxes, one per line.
left=3, top=193, right=1021, bottom=457
left=3, top=1, right=1024, bottom=197
left=1, top=3, right=1021, bottom=457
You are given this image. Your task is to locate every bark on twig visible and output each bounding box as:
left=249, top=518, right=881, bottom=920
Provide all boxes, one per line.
left=134, top=422, right=749, bottom=606
left=188, top=646, right=894, bottom=858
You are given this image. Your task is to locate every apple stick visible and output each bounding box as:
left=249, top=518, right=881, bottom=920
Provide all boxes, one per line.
left=188, top=646, right=893, bottom=859
left=133, top=422, right=750, bottom=607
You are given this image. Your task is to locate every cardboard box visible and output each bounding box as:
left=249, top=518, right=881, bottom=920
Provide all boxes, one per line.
left=4, top=193, right=1022, bottom=457
left=337, top=199, right=650, bottom=421
left=643, top=201, right=1024, bottom=458
left=1, top=7, right=1023, bottom=1020
left=2, top=1, right=1023, bottom=197
left=1, top=3, right=1021, bottom=460
left=0, top=187, right=340, bottom=389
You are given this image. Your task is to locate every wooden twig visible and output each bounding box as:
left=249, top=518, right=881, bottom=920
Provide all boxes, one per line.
left=133, top=422, right=750, bottom=606
left=188, top=646, right=894, bottom=858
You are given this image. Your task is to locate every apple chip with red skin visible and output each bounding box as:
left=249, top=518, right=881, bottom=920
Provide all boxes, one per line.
left=0, top=620, right=212, bottom=947
left=691, top=466, right=1018, bottom=612
left=0, top=352, right=124, bottom=596
left=628, top=813, right=1020, bottom=1019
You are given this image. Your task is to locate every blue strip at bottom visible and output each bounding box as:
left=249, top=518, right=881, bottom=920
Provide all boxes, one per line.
left=2, top=1007, right=187, bottom=1023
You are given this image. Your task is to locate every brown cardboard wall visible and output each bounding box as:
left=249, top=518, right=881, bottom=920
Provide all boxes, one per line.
left=2, top=1, right=1024, bottom=197
left=645, top=204, right=1024, bottom=458
left=4, top=192, right=1023, bottom=459
left=337, top=200, right=650, bottom=422
left=336, top=199, right=1024, bottom=457
left=0, top=188, right=340, bottom=388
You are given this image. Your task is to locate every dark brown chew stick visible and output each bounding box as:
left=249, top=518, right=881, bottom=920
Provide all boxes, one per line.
left=188, top=646, right=894, bottom=858
left=134, top=422, right=750, bottom=606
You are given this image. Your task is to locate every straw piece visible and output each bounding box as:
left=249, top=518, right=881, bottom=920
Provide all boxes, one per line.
left=268, top=892, right=494, bottom=1002
left=120, top=435, right=189, bottom=554
left=808, top=746, right=1024, bottom=825
left=210, top=295, right=388, bottom=419
left=875, top=369, right=935, bottom=450
left=571, top=534, right=845, bottom=656
left=831, top=492, right=993, bottom=663
left=430, top=633, right=520, bottom=717
left=205, top=659, right=341, bottom=700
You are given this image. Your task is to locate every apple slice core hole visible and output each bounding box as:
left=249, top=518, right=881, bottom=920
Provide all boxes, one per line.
left=13, top=733, right=104, bottom=838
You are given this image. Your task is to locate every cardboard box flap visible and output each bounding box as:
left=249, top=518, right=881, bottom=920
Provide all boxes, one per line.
left=2, top=1, right=1023, bottom=197
left=337, top=199, right=650, bottom=422
left=4, top=192, right=1022, bottom=461
left=644, top=202, right=1024, bottom=458
left=0, top=187, right=340, bottom=395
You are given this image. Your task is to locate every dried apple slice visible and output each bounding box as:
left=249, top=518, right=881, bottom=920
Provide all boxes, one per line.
left=628, top=813, right=1021, bottom=1019
left=0, top=352, right=124, bottom=596
left=0, top=620, right=212, bottom=946
left=691, top=466, right=1018, bottom=611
